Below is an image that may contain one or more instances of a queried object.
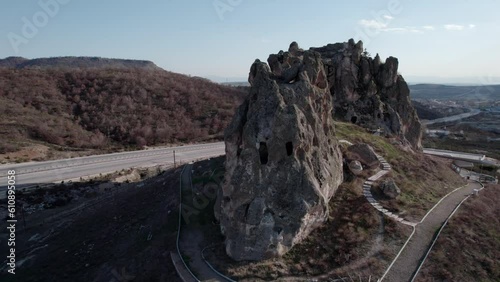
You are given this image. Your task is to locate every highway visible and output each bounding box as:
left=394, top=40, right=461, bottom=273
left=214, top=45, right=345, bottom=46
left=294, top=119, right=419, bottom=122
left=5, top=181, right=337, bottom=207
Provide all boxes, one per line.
left=423, top=148, right=485, bottom=162
left=0, top=142, right=225, bottom=198
left=421, top=109, right=481, bottom=125
left=423, top=148, right=500, bottom=166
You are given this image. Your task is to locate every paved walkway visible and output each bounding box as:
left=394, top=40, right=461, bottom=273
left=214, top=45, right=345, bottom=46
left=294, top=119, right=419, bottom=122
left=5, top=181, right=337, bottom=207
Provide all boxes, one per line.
left=171, top=252, right=198, bottom=282
left=341, top=139, right=482, bottom=281
left=382, top=181, right=480, bottom=282
left=177, top=164, right=224, bottom=282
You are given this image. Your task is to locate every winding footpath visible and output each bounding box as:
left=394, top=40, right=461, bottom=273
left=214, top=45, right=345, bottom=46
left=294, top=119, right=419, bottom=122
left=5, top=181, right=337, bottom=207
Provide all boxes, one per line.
left=381, top=181, right=480, bottom=282
left=340, top=139, right=483, bottom=281
left=172, top=164, right=199, bottom=282
left=174, top=164, right=226, bottom=282
left=173, top=140, right=482, bottom=282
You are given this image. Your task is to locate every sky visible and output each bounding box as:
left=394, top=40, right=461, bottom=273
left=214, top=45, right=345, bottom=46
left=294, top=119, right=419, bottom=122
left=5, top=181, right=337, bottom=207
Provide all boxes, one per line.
left=1, top=0, right=499, bottom=84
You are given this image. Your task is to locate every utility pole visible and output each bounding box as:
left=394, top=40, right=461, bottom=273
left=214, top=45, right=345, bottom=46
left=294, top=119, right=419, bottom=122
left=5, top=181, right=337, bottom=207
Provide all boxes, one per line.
left=173, top=150, right=176, bottom=168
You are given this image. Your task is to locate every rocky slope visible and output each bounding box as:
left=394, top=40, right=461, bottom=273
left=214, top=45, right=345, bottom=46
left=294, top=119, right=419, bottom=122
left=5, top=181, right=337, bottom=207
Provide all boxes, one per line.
left=311, top=39, right=422, bottom=149
left=219, top=44, right=343, bottom=261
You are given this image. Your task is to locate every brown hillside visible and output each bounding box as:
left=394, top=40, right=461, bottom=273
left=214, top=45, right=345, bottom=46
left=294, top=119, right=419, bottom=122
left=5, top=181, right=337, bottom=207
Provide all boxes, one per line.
left=0, top=63, right=246, bottom=162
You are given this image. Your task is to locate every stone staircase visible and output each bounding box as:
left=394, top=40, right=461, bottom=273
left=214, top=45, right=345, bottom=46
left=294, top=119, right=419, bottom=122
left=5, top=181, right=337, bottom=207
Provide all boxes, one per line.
left=363, top=153, right=417, bottom=227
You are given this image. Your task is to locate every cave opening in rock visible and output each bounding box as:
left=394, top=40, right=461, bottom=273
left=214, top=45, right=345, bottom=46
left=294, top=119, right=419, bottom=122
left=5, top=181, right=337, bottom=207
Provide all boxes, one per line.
left=383, top=113, right=391, bottom=122
left=259, top=142, right=269, bottom=165
left=286, top=142, right=293, bottom=156
left=351, top=116, right=358, bottom=124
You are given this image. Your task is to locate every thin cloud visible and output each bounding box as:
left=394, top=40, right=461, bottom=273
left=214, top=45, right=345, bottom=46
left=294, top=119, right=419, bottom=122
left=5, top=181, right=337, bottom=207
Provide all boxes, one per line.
left=422, top=25, right=435, bottom=31
left=382, top=27, right=407, bottom=32
left=358, top=19, right=426, bottom=34
left=359, top=19, right=388, bottom=29
left=469, top=24, right=476, bottom=29
left=444, top=24, right=465, bottom=31
left=381, top=26, right=423, bottom=34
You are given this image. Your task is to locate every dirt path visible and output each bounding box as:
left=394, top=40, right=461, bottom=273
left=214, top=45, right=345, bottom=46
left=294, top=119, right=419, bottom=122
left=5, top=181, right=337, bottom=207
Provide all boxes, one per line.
left=382, top=181, right=481, bottom=282
left=179, top=164, right=223, bottom=281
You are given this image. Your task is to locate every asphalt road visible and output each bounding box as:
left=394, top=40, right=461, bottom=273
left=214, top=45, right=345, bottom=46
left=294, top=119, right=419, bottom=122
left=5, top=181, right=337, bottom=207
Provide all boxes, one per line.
left=422, top=148, right=485, bottom=162
left=421, top=109, right=481, bottom=125
left=0, top=142, right=224, bottom=198
left=422, top=148, right=500, bottom=167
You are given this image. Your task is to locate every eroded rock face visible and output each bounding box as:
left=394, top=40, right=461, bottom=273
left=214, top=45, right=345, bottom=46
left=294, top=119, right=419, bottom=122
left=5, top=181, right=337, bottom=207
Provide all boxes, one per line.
left=311, top=39, right=423, bottom=149
left=220, top=43, right=343, bottom=261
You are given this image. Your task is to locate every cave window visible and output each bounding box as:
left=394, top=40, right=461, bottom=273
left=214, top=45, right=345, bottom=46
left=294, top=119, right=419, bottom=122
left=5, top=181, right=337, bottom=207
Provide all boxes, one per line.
left=274, top=226, right=283, bottom=235
left=351, top=116, right=358, bottom=124
left=259, top=142, right=269, bottom=165
left=286, top=142, right=293, bottom=156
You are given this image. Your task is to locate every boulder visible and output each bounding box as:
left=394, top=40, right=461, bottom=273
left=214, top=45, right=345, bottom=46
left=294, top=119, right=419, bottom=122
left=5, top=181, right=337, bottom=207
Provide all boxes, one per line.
left=219, top=43, right=343, bottom=261
left=113, top=169, right=141, bottom=183
left=346, top=143, right=379, bottom=167
left=380, top=178, right=401, bottom=199
left=348, top=160, right=363, bottom=174
left=310, top=40, right=423, bottom=149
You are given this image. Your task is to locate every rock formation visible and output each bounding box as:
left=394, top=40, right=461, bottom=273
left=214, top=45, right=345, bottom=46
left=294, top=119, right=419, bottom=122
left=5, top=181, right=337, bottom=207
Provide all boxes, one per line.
left=380, top=178, right=401, bottom=199
left=311, top=39, right=422, bottom=149
left=348, top=160, right=363, bottom=175
left=345, top=143, right=379, bottom=168
left=219, top=43, right=343, bottom=261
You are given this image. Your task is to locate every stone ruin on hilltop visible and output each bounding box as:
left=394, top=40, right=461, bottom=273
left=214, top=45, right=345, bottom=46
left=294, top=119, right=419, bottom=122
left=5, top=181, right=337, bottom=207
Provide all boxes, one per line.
left=216, top=39, right=422, bottom=261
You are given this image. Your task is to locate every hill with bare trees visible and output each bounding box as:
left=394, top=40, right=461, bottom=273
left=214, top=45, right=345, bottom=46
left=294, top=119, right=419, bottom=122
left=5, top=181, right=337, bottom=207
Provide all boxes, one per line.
left=0, top=57, right=246, bottom=161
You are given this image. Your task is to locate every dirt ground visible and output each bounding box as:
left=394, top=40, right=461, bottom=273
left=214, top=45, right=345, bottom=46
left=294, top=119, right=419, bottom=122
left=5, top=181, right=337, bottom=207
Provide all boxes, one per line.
left=0, top=166, right=184, bottom=282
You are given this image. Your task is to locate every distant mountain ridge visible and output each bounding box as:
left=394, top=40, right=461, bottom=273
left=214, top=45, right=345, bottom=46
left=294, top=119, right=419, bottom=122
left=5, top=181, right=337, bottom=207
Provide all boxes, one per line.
left=409, top=83, right=500, bottom=101
left=0, top=56, right=160, bottom=70
left=221, top=81, right=500, bottom=101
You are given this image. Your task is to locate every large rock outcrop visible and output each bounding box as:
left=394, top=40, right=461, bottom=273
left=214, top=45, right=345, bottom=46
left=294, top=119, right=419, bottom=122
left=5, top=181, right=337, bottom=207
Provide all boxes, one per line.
left=219, top=43, right=343, bottom=261
left=311, top=39, right=423, bottom=149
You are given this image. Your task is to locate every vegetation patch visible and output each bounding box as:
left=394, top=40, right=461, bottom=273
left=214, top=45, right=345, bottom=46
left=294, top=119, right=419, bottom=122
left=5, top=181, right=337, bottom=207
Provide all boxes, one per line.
left=0, top=68, right=246, bottom=162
